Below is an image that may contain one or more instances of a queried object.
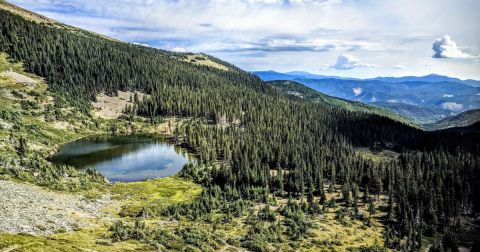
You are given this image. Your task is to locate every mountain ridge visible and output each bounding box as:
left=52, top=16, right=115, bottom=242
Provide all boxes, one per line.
left=424, top=108, right=480, bottom=131
left=254, top=70, right=480, bottom=86
left=1, top=2, right=480, bottom=251
left=254, top=70, right=480, bottom=123
left=267, top=80, right=415, bottom=126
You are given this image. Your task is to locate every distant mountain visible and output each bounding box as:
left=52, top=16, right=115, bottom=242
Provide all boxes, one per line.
left=370, top=102, right=448, bottom=124
left=254, top=70, right=357, bottom=81
left=254, top=71, right=480, bottom=87
left=424, top=109, right=480, bottom=131
left=267, top=80, right=414, bottom=125
left=298, top=78, right=479, bottom=124
left=284, top=71, right=357, bottom=80
left=369, top=74, right=480, bottom=87
left=433, top=121, right=480, bottom=134
left=254, top=71, right=480, bottom=124
left=253, top=71, right=301, bottom=81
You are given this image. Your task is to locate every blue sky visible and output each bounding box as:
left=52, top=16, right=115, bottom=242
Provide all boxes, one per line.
left=10, top=0, right=480, bottom=79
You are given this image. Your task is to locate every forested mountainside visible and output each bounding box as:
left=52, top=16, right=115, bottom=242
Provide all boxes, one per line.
left=1, top=2, right=480, bottom=251
left=267, top=80, right=414, bottom=126
left=255, top=71, right=480, bottom=124
left=423, top=109, right=480, bottom=131
left=370, top=102, right=448, bottom=125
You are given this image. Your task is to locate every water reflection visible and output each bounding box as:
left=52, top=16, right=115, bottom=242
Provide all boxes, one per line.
left=50, top=134, right=194, bottom=182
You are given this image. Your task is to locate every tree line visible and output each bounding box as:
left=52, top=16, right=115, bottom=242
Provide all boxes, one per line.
left=1, top=9, right=479, bottom=250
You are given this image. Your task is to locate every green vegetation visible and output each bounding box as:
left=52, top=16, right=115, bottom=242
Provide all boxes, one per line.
left=0, top=53, right=105, bottom=191
left=423, top=108, right=480, bottom=130
left=355, top=147, right=399, bottom=164
left=268, top=80, right=415, bottom=126
left=0, top=229, right=148, bottom=252
left=110, top=177, right=202, bottom=217
left=0, top=3, right=479, bottom=252
left=152, top=163, right=390, bottom=251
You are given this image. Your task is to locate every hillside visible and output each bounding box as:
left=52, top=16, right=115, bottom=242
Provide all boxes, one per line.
left=370, top=102, right=447, bottom=124
left=424, top=109, right=480, bottom=131
left=370, top=74, right=480, bottom=87
left=268, top=80, right=415, bottom=126
left=0, top=2, right=480, bottom=252
left=255, top=71, right=480, bottom=124
left=297, top=78, right=479, bottom=124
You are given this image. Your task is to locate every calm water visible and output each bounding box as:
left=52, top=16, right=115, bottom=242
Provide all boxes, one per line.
left=50, top=134, right=194, bottom=182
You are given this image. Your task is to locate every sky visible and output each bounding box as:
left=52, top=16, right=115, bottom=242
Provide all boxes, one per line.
left=9, top=0, right=480, bottom=79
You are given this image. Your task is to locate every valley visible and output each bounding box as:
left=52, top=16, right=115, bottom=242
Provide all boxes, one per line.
left=0, top=1, right=479, bottom=252
left=255, top=71, right=480, bottom=125
left=0, top=49, right=389, bottom=251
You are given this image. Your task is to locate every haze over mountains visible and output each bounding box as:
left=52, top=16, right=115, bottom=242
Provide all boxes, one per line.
left=1, top=1, right=480, bottom=251
left=255, top=70, right=480, bottom=124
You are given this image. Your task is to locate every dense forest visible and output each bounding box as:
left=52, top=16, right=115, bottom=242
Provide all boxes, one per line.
left=1, top=6, right=480, bottom=251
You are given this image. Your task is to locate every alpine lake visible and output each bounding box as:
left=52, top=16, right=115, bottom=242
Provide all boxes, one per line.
left=50, top=134, right=196, bottom=182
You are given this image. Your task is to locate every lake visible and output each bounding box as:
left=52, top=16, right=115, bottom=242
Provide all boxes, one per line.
left=50, top=134, right=195, bottom=182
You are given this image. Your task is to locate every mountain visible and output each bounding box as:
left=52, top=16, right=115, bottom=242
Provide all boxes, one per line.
left=267, top=80, right=414, bottom=126
left=255, top=70, right=480, bottom=87
left=284, top=71, right=357, bottom=80
left=297, top=78, right=479, bottom=124
left=369, top=74, right=480, bottom=87
left=1, top=2, right=480, bottom=251
left=370, top=102, right=448, bottom=124
left=252, top=70, right=302, bottom=81
left=424, top=109, right=480, bottom=131
left=254, top=70, right=355, bottom=81
left=254, top=71, right=480, bottom=124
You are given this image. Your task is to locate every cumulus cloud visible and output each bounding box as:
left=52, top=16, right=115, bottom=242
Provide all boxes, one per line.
left=352, top=87, right=363, bottom=96
left=132, top=42, right=150, bottom=47
left=9, top=0, right=480, bottom=78
left=393, top=65, right=406, bottom=70
left=330, top=54, right=375, bottom=70
left=432, top=35, right=477, bottom=59
left=441, top=102, right=464, bottom=111
left=171, top=47, right=187, bottom=52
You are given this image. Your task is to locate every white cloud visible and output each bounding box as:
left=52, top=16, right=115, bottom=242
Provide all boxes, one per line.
left=352, top=87, right=362, bottom=96
left=171, top=47, right=187, bottom=52
left=132, top=42, right=150, bottom=47
left=9, top=0, right=480, bottom=79
left=331, top=54, right=375, bottom=70
left=442, top=94, right=454, bottom=98
left=432, top=35, right=477, bottom=59
left=441, top=102, right=464, bottom=111
left=393, top=65, right=406, bottom=70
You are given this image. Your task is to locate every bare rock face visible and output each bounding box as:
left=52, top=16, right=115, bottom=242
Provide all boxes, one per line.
left=0, top=180, right=112, bottom=235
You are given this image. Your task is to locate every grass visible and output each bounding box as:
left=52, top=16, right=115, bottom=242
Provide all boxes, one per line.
left=0, top=177, right=202, bottom=252
left=310, top=209, right=385, bottom=251
left=183, top=54, right=230, bottom=71
left=108, top=177, right=202, bottom=217
left=355, top=147, right=399, bottom=164
left=166, top=189, right=390, bottom=252
left=0, top=229, right=149, bottom=252
left=0, top=52, right=388, bottom=251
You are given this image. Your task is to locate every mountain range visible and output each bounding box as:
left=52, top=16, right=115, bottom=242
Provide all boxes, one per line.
left=1, top=1, right=480, bottom=251
left=254, top=71, right=480, bottom=124
left=423, top=109, right=480, bottom=131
